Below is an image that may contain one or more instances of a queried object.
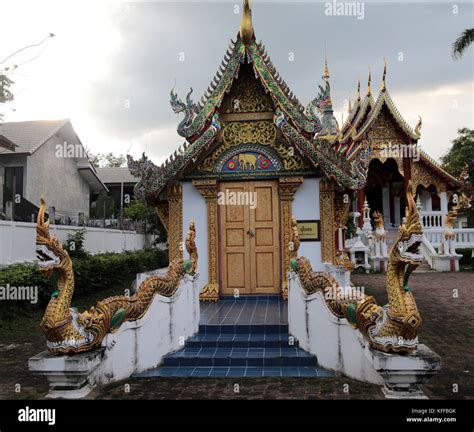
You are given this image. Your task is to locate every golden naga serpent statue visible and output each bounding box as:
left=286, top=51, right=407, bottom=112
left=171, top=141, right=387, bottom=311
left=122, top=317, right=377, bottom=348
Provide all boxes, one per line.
left=291, top=181, right=424, bottom=353
left=36, top=199, right=198, bottom=354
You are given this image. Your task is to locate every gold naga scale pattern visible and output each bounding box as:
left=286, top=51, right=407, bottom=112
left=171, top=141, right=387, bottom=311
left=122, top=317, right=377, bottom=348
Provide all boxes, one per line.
left=291, top=182, right=424, bottom=353
left=36, top=199, right=198, bottom=354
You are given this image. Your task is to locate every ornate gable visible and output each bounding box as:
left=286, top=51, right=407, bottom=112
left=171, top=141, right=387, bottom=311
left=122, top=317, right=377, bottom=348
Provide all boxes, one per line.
left=220, top=63, right=275, bottom=115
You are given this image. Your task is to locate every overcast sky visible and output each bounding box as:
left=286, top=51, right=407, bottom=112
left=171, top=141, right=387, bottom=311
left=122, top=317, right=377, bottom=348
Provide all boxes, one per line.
left=1, top=0, right=473, bottom=163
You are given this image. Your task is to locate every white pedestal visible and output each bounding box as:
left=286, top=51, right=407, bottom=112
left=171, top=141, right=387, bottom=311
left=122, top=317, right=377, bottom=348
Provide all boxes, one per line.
left=432, top=254, right=461, bottom=272
left=369, top=256, right=388, bottom=273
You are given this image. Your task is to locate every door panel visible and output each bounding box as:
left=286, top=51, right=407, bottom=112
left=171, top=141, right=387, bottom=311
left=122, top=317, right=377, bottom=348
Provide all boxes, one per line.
left=249, top=182, right=280, bottom=294
left=220, top=183, right=251, bottom=295
left=219, top=181, right=280, bottom=295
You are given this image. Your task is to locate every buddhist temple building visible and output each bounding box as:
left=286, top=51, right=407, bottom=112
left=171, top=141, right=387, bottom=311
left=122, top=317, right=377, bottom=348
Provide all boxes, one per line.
left=128, top=0, right=462, bottom=301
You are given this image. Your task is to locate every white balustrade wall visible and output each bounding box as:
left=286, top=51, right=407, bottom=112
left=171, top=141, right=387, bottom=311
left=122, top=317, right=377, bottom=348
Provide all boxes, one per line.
left=0, top=220, right=157, bottom=266
left=420, top=211, right=444, bottom=229
left=422, top=228, right=474, bottom=249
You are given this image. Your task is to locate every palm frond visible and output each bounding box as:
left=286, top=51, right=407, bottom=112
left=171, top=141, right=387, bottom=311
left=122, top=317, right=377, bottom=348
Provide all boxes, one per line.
left=452, top=28, right=474, bottom=59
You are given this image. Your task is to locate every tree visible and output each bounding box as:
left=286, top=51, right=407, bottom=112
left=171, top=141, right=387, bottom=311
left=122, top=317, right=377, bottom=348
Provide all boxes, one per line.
left=0, top=74, right=14, bottom=120
left=442, top=128, right=474, bottom=226
left=124, top=197, right=167, bottom=243
left=441, top=128, right=474, bottom=182
left=452, top=28, right=474, bottom=59
left=90, top=191, right=115, bottom=219
left=88, top=151, right=126, bottom=168
left=0, top=34, right=55, bottom=120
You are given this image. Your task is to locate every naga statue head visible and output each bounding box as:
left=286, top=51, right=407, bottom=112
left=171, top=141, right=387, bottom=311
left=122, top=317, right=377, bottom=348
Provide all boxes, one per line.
left=394, top=181, right=424, bottom=275
left=36, top=198, right=71, bottom=276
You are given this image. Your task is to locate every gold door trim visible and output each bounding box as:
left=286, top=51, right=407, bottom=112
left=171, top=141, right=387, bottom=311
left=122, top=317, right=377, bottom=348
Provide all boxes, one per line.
left=193, top=179, right=220, bottom=302
left=278, top=177, right=303, bottom=300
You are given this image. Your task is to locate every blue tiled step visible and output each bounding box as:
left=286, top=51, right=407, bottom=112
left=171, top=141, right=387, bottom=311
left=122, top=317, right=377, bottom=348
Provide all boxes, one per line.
left=198, top=324, right=288, bottom=334
left=163, top=346, right=316, bottom=367
left=186, top=333, right=299, bottom=348
left=134, top=319, right=335, bottom=378
left=136, top=366, right=334, bottom=378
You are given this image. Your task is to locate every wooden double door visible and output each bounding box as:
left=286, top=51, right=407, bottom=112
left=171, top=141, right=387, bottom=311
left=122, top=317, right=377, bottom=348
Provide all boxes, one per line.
left=219, top=181, right=280, bottom=295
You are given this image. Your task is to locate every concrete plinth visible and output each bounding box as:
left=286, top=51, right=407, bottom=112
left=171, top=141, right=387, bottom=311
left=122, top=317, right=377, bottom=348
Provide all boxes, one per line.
left=28, top=349, right=104, bottom=399
left=432, top=254, right=461, bottom=272
left=369, top=256, right=388, bottom=273
left=369, top=344, right=441, bottom=399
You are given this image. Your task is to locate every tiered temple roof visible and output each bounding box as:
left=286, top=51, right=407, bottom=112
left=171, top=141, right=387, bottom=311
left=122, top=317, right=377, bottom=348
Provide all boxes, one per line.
left=128, top=0, right=460, bottom=203
left=128, top=1, right=371, bottom=203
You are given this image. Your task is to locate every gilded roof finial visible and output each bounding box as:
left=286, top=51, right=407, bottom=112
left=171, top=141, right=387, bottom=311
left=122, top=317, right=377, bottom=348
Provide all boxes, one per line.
left=324, top=55, right=330, bottom=81
left=357, top=79, right=361, bottom=101
left=366, top=68, right=371, bottom=96
left=240, top=0, right=255, bottom=44
left=381, top=59, right=387, bottom=92
left=348, top=98, right=353, bottom=113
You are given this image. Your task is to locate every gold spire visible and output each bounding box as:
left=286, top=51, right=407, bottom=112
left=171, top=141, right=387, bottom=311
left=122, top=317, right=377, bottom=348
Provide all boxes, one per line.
left=348, top=98, right=353, bottom=113
left=357, top=79, right=361, bottom=101
left=381, top=59, right=387, bottom=92
left=323, top=55, right=330, bottom=80
left=366, top=68, right=371, bottom=96
left=240, top=0, right=254, bottom=44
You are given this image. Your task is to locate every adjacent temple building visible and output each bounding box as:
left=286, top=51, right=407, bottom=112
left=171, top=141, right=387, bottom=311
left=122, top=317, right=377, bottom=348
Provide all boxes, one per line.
left=128, top=0, right=461, bottom=301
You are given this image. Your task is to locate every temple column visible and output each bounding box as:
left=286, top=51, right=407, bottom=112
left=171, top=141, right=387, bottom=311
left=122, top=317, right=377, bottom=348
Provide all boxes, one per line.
left=382, top=187, right=390, bottom=226
left=357, top=189, right=365, bottom=228
left=439, top=191, right=449, bottom=216
left=278, top=177, right=303, bottom=301
left=193, top=179, right=220, bottom=302
left=320, top=179, right=336, bottom=264
left=168, top=183, right=183, bottom=262
left=422, top=190, right=432, bottom=211
left=389, top=181, right=395, bottom=226
left=394, top=196, right=401, bottom=226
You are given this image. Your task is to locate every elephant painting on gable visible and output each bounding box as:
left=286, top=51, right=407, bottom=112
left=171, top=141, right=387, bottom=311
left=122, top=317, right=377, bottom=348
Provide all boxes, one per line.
left=238, top=153, right=257, bottom=171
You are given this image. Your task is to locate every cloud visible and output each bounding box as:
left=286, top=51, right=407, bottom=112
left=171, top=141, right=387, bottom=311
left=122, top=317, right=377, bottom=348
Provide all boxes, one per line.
left=2, top=0, right=473, bottom=164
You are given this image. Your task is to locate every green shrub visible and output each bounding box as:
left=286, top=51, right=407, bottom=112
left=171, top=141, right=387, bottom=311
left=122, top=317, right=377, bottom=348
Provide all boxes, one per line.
left=0, top=249, right=168, bottom=320
left=64, top=228, right=87, bottom=258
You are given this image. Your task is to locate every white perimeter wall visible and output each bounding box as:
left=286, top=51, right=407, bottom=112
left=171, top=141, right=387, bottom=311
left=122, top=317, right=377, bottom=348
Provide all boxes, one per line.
left=182, top=181, right=208, bottom=293
left=292, top=177, right=324, bottom=271
left=0, top=220, right=154, bottom=265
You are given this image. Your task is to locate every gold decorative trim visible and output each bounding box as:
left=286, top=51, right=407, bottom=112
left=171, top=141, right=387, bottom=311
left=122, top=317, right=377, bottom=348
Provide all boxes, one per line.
left=168, top=183, right=183, bottom=262
left=193, top=179, right=220, bottom=302
left=278, top=177, right=303, bottom=300
left=412, top=161, right=445, bottom=192
left=155, top=202, right=169, bottom=232
left=198, top=121, right=309, bottom=172
left=320, top=179, right=335, bottom=264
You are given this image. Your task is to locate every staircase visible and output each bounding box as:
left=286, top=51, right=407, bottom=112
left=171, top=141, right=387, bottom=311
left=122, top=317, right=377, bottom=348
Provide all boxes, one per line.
left=136, top=323, right=334, bottom=378
left=416, top=260, right=436, bottom=273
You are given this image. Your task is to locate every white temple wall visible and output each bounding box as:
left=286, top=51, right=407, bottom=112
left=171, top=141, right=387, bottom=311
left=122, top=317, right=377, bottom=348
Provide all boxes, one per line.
left=182, top=181, right=208, bottom=293
left=292, top=177, right=324, bottom=271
